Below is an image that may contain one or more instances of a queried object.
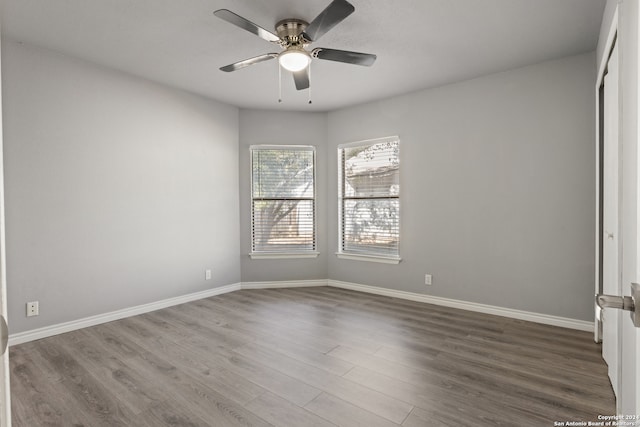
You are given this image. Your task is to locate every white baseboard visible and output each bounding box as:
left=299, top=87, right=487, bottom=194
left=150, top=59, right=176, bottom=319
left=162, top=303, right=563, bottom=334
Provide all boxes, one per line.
left=8, top=283, right=242, bottom=346
left=9, top=278, right=593, bottom=346
left=241, top=279, right=328, bottom=290
left=327, top=280, right=594, bottom=332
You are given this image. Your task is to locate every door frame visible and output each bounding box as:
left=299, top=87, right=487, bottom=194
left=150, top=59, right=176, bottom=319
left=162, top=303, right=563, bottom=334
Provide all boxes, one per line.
left=595, top=6, right=619, bottom=345
left=0, top=18, right=11, bottom=426
left=600, top=38, right=622, bottom=400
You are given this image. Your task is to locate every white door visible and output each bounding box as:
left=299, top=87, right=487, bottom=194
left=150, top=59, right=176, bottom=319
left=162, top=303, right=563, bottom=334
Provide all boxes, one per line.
left=601, top=41, right=621, bottom=399
left=615, top=0, right=640, bottom=415
left=618, top=0, right=640, bottom=415
left=0, top=155, right=9, bottom=426
left=0, top=21, right=11, bottom=426
left=598, top=0, right=640, bottom=415
left=0, top=227, right=9, bottom=426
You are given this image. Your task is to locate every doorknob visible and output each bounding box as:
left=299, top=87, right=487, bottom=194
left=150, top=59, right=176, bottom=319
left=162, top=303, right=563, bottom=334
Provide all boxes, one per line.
left=597, top=294, right=634, bottom=310
left=596, top=283, right=640, bottom=328
left=605, top=231, right=614, bottom=240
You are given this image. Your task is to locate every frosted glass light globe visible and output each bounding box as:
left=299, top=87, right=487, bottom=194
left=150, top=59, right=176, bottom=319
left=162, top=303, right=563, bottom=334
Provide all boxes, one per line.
left=279, top=49, right=311, bottom=72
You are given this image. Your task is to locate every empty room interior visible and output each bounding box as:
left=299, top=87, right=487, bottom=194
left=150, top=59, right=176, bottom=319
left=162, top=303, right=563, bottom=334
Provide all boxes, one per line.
left=0, top=0, right=638, bottom=426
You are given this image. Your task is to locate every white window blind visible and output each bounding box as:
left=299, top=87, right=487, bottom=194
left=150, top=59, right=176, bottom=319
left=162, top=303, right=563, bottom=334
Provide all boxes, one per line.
left=251, top=146, right=316, bottom=254
left=338, top=137, right=400, bottom=259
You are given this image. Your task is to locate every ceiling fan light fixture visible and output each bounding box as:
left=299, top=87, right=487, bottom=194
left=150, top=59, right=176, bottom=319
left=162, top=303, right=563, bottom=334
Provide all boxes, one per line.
left=279, top=48, right=311, bottom=72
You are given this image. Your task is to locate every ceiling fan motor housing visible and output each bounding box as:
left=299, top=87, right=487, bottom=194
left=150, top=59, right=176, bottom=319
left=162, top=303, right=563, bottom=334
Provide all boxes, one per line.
left=276, top=19, right=309, bottom=46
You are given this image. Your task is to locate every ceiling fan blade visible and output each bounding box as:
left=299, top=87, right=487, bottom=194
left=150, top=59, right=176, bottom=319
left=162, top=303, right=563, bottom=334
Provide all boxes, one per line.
left=301, top=0, right=355, bottom=42
left=214, top=9, right=280, bottom=43
left=312, top=48, right=377, bottom=66
left=293, top=68, right=310, bottom=90
left=220, top=53, right=278, bottom=72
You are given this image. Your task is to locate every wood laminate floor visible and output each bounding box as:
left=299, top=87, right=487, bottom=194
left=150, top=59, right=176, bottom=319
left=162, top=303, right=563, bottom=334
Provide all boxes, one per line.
left=10, top=287, right=615, bottom=426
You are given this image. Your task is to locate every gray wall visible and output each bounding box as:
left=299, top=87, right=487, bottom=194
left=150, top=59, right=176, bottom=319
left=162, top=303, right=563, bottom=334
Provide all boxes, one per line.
left=239, top=109, right=327, bottom=282
left=2, top=39, right=597, bottom=333
left=327, top=52, right=596, bottom=321
left=2, top=40, right=241, bottom=334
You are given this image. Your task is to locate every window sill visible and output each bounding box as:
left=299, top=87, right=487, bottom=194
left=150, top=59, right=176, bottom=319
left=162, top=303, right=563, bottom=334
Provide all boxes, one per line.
left=335, top=252, right=402, bottom=264
left=250, top=252, right=320, bottom=260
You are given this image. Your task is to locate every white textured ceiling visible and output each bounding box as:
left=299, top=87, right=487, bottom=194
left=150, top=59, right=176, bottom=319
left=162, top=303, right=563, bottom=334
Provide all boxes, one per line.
left=1, top=0, right=606, bottom=112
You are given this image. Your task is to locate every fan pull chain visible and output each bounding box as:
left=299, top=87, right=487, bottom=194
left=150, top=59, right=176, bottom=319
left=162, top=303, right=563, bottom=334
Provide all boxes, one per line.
left=308, top=65, right=312, bottom=104
left=278, top=63, right=282, bottom=103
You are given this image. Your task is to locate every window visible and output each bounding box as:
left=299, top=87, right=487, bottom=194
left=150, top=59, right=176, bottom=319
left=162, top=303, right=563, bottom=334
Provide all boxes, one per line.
left=338, top=136, right=400, bottom=263
left=251, top=145, right=317, bottom=258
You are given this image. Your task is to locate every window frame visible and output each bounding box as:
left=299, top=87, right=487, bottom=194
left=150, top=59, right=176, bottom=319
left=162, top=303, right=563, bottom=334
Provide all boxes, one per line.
left=337, top=136, right=401, bottom=264
left=250, top=144, right=319, bottom=259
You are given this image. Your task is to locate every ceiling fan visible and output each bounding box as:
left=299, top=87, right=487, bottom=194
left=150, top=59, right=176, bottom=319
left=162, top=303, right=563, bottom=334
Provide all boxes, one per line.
left=213, top=0, right=377, bottom=95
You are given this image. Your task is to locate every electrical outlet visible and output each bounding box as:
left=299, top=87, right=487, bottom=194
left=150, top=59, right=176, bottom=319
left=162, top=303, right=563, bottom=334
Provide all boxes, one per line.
left=205, top=269, right=212, bottom=280
left=425, top=274, right=432, bottom=286
left=26, top=301, right=39, bottom=317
